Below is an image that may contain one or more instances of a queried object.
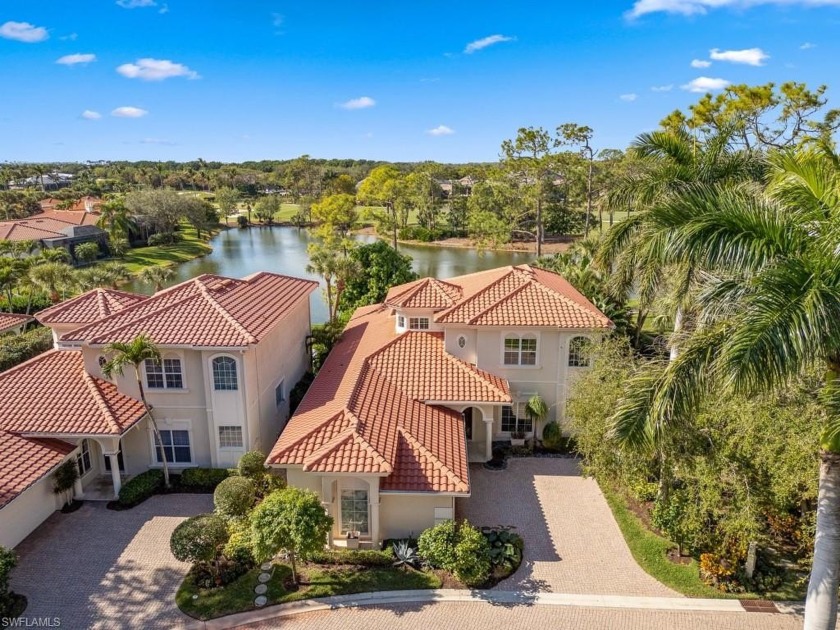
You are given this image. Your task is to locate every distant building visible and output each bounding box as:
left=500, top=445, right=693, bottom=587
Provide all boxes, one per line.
left=0, top=208, right=107, bottom=264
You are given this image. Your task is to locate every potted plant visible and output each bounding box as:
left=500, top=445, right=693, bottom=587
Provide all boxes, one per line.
left=525, top=394, right=549, bottom=447
left=344, top=520, right=361, bottom=549
left=510, top=428, right=527, bottom=447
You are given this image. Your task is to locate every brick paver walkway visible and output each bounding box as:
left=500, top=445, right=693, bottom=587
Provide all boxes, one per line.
left=456, top=457, right=678, bottom=596
left=11, top=494, right=212, bottom=630
left=236, top=602, right=807, bottom=630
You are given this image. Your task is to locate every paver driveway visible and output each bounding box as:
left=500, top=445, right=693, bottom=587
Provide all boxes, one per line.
left=456, top=457, right=678, bottom=596
left=11, top=494, right=212, bottom=630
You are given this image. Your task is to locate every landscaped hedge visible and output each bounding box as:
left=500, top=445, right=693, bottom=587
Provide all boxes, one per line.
left=179, top=467, right=229, bottom=492
left=117, top=469, right=164, bottom=507
left=0, top=327, right=52, bottom=372
left=308, top=548, right=394, bottom=567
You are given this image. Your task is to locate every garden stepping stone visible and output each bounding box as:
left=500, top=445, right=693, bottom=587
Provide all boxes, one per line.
left=260, top=562, right=272, bottom=571
left=254, top=595, right=267, bottom=607
left=258, top=572, right=271, bottom=583
left=254, top=584, right=268, bottom=595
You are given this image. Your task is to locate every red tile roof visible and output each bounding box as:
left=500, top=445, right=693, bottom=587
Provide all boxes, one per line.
left=0, top=432, right=75, bottom=509
left=268, top=305, right=476, bottom=493
left=0, top=313, right=33, bottom=333
left=62, top=272, right=318, bottom=347
left=385, top=277, right=463, bottom=310
left=436, top=265, right=613, bottom=329
left=0, top=349, right=146, bottom=436
left=35, top=288, right=147, bottom=326
left=0, top=210, right=101, bottom=242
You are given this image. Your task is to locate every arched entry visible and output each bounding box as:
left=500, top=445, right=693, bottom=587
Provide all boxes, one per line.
left=462, top=406, right=490, bottom=462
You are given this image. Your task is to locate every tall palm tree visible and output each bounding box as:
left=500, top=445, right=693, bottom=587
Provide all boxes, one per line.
left=29, top=261, right=74, bottom=302
left=139, top=265, right=174, bottom=292
left=611, top=148, right=840, bottom=630
left=101, top=335, right=171, bottom=489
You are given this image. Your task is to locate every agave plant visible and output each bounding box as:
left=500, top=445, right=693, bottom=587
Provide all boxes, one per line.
left=392, top=540, right=419, bottom=569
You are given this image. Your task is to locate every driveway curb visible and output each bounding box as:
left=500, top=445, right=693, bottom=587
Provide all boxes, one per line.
left=202, top=589, right=803, bottom=629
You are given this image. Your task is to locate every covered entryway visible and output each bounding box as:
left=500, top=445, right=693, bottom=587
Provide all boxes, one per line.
left=462, top=405, right=493, bottom=463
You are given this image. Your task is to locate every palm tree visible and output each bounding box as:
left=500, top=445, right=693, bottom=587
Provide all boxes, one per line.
left=611, top=148, right=840, bottom=630
left=139, top=265, right=174, bottom=292
left=29, top=261, right=74, bottom=302
left=101, top=335, right=171, bottom=489
left=99, top=261, right=131, bottom=289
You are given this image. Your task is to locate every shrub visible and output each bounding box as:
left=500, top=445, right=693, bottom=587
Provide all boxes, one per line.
left=238, top=451, right=267, bottom=480
left=308, top=548, right=394, bottom=567
left=179, top=467, right=229, bottom=492
left=118, top=469, right=164, bottom=507
left=482, top=527, right=523, bottom=569
left=223, top=519, right=256, bottom=568
left=452, top=523, right=492, bottom=587
left=237, top=215, right=249, bottom=228
left=289, top=372, right=315, bottom=416
left=542, top=421, right=563, bottom=451
left=170, top=514, right=230, bottom=571
left=417, top=519, right=457, bottom=570
left=214, top=476, right=256, bottom=518
left=0, top=327, right=52, bottom=372
left=147, top=232, right=183, bottom=246
left=52, top=460, right=79, bottom=507
left=0, top=546, right=17, bottom=617
left=74, top=242, right=100, bottom=264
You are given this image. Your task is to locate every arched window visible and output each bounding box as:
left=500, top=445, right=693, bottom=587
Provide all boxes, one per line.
left=503, top=333, right=538, bottom=366
left=568, top=336, right=590, bottom=367
left=212, top=356, right=238, bottom=391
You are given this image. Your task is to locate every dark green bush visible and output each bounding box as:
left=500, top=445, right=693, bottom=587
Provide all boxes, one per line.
left=308, top=548, right=394, bottom=567
left=481, top=527, right=524, bottom=569
left=289, top=372, right=315, bottom=415
left=179, top=467, right=229, bottom=492
left=213, top=476, right=255, bottom=518
left=0, top=327, right=52, bottom=372
left=541, top=421, right=563, bottom=450
left=0, top=294, right=52, bottom=314
left=170, top=513, right=230, bottom=565
left=118, top=469, right=164, bottom=507
left=0, top=546, right=17, bottom=617
left=147, top=232, right=183, bottom=246
left=237, top=451, right=267, bottom=480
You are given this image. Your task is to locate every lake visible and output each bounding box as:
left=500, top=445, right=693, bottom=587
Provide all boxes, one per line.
left=126, top=227, right=535, bottom=323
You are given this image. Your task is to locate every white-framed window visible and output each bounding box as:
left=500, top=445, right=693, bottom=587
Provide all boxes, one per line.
left=275, top=379, right=286, bottom=409
left=340, top=489, right=369, bottom=535
left=397, top=315, right=406, bottom=328
left=76, top=439, right=92, bottom=476
left=145, top=356, right=184, bottom=389
left=212, top=356, right=238, bottom=391
left=503, top=333, right=538, bottom=366
left=568, top=336, right=591, bottom=367
left=153, top=427, right=192, bottom=464
left=501, top=404, right=532, bottom=433
left=218, top=426, right=243, bottom=449
left=409, top=317, right=429, bottom=330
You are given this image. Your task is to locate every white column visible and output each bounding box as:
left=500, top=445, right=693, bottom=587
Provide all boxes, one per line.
left=321, top=477, right=334, bottom=547
left=73, top=477, right=84, bottom=499
left=482, top=406, right=494, bottom=462
left=105, top=452, right=122, bottom=498
left=370, top=480, right=380, bottom=547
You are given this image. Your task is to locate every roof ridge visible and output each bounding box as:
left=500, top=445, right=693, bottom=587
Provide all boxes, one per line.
left=465, top=275, right=530, bottom=325
left=386, top=278, right=429, bottom=306
left=269, top=410, right=351, bottom=462
left=530, top=268, right=612, bottom=325
left=397, top=426, right=467, bottom=492
left=439, top=345, right=511, bottom=400
left=436, top=267, right=521, bottom=322
left=303, top=415, right=392, bottom=473
left=80, top=369, right=126, bottom=434
left=36, top=287, right=145, bottom=323
left=195, top=280, right=258, bottom=345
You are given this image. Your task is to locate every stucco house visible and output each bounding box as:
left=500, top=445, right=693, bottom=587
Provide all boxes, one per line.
left=268, top=264, right=612, bottom=547
left=0, top=272, right=317, bottom=549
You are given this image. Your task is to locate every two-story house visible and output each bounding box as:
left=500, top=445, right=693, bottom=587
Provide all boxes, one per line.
left=268, top=264, right=612, bottom=547
left=0, top=272, right=317, bottom=549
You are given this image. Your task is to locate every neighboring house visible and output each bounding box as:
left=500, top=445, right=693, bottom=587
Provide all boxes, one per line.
left=0, top=209, right=106, bottom=263
left=268, top=264, right=613, bottom=546
left=0, top=313, right=33, bottom=336
left=0, top=272, right=317, bottom=548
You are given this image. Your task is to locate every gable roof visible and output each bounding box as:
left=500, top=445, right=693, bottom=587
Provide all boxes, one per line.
left=61, top=272, right=318, bottom=347
left=0, top=349, right=146, bottom=436
left=435, top=264, right=613, bottom=329
left=268, top=305, right=478, bottom=494
left=385, top=277, right=463, bottom=310
left=0, top=313, right=33, bottom=333
left=36, top=288, right=147, bottom=326
left=0, top=210, right=101, bottom=242
left=0, top=432, right=75, bottom=509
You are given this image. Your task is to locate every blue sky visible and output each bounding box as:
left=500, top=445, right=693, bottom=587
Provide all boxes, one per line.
left=1, top=0, right=839, bottom=163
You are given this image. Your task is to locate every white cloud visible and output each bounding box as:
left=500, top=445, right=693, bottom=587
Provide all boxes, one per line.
left=691, top=59, right=712, bottom=68
left=117, top=58, right=199, bottom=80
left=620, top=93, right=638, bottom=101
left=339, top=96, right=376, bottom=110
left=158, top=3, right=169, bottom=13
left=682, top=76, right=731, bottom=92
left=464, top=34, right=515, bottom=54
left=56, top=53, right=96, bottom=65
left=651, top=84, right=673, bottom=92
left=116, top=0, right=157, bottom=7
left=60, top=33, right=78, bottom=41
left=111, top=106, right=148, bottom=118
left=627, top=0, right=840, bottom=19
left=710, top=47, right=768, bottom=65
left=0, top=21, right=49, bottom=43
left=81, top=110, right=101, bottom=120
left=801, top=41, right=816, bottom=49
left=427, top=125, right=455, bottom=136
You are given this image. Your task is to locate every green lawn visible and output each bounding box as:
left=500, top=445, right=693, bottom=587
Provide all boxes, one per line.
left=120, top=225, right=214, bottom=273
left=177, top=562, right=442, bottom=621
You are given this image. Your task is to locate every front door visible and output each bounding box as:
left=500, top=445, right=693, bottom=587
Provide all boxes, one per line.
left=463, top=408, right=473, bottom=440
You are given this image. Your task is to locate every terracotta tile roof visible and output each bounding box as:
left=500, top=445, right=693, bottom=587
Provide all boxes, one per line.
left=436, top=265, right=613, bottom=329
left=0, top=313, right=33, bottom=333
left=35, top=288, right=147, bottom=326
left=0, top=210, right=101, bottom=242
left=268, top=306, right=473, bottom=494
left=385, top=277, right=463, bottom=310
left=367, top=332, right=510, bottom=403
left=61, top=272, right=318, bottom=347
left=0, top=349, right=146, bottom=436
left=0, top=432, right=75, bottom=509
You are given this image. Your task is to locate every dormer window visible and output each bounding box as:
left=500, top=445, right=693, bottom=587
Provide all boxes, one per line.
left=409, top=317, right=429, bottom=330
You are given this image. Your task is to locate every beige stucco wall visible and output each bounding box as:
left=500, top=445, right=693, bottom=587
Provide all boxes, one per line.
left=379, top=494, right=455, bottom=541
left=0, top=466, right=64, bottom=548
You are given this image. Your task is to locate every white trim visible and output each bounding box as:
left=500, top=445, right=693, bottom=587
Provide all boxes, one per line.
left=143, top=351, right=187, bottom=391
left=210, top=353, right=240, bottom=391
left=500, top=331, right=540, bottom=367
left=148, top=419, right=194, bottom=467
